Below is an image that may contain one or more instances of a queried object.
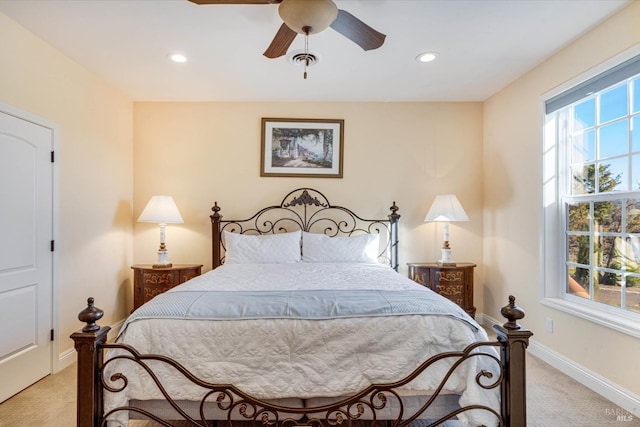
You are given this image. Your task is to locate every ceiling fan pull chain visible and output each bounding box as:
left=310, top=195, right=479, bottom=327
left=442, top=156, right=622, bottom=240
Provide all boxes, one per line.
left=303, top=25, right=310, bottom=79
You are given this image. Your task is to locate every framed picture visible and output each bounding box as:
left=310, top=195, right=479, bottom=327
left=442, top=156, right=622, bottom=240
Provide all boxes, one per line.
left=261, top=118, right=344, bottom=178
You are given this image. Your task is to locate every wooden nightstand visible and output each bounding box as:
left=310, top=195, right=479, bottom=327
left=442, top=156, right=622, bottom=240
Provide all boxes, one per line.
left=407, top=262, right=477, bottom=318
left=131, top=264, right=203, bottom=310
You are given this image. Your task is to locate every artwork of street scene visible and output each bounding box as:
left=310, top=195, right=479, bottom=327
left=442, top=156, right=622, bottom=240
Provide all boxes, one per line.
left=271, top=127, right=334, bottom=169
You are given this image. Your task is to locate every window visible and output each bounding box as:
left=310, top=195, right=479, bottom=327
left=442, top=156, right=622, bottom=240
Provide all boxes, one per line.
left=542, top=50, right=640, bottom=337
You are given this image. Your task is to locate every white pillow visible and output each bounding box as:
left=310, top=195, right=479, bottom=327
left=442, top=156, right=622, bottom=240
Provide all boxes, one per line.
left=224, top=230, right=301, bottom=264
left=302, top=231, right=379, bottom=263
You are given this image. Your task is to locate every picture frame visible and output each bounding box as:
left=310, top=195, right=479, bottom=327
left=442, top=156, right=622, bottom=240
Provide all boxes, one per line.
left=261, top=118, right=344, bottom=178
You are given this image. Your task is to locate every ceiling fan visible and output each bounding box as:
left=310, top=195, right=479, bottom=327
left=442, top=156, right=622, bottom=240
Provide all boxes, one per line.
left=188, top=0, right=386, bottom=59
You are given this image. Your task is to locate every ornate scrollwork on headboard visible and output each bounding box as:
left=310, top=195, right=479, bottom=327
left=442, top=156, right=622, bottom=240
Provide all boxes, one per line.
left=210, top=188, right=400, bottom=270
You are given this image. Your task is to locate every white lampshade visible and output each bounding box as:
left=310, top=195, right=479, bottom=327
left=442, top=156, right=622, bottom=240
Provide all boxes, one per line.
left=424, top=194, right=469, bottom=223
left=138, top=195, right=183, bottom=269
left=424, top=194, right=468, bottom=266
left=279, top=0, right=338, bottom=35
left=138, top=196, right=183, bottom=224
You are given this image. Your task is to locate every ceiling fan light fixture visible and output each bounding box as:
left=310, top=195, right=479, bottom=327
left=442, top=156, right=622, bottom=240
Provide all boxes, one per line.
left=278, top=0, right=338, bottom=35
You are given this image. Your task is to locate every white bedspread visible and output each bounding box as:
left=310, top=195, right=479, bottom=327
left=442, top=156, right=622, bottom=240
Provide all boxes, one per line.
left=105, top=263, right=500, bottom=426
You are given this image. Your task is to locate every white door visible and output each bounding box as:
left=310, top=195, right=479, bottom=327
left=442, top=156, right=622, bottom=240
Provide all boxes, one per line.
left=0, top=108, right=54, bottom=403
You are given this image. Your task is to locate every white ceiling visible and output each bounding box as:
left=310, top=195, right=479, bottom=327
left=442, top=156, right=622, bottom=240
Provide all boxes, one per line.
left=0, top=0, right=631, bottom=102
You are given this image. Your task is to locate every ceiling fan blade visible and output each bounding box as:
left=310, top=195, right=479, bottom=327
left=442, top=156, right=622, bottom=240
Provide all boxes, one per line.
left=263, top=23, right=297, bottom=58
left=330, top=9, right=386, bottom=51
left=188, top=0, right=281, bottom=5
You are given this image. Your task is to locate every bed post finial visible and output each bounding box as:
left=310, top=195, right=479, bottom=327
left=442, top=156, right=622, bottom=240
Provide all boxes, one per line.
left=500, top=295, right=525, bottom=330
left=389, top=201, right=400, bottom=222
left=78, top=297, right=104, bottom=332
left=211, top=202, right=221, bottom=218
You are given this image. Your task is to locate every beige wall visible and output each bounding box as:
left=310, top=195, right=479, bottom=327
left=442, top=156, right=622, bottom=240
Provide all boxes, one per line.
left=0, top=13, right=134, bottom=364
left=133, top=101, right=484, bottom=300
left=483, top=1, right=640, bottom=394
left=0, top=7, right=485, bottom=368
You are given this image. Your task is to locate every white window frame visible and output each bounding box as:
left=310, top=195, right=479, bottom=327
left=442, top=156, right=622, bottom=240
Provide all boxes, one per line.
left=541, top=45, right=640, bottom=339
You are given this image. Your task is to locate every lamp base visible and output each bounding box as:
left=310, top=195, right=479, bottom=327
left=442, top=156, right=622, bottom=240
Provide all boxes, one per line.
left=438, top=248, right=456, bottom=266
left=153, top=250, right=173, bottom=269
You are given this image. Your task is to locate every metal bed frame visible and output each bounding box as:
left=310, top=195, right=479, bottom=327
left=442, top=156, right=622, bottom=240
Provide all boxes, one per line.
left=211, top=188, right=400, bottom=270
left=71, top=188, right=532, bottom=427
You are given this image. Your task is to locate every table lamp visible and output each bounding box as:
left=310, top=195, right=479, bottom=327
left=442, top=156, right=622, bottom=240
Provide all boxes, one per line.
left=138, top=195, right=184, bottom=268
left=424, top=194, right=469, bottom=266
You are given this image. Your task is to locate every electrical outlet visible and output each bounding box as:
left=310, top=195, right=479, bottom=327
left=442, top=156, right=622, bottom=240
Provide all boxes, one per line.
left=546, top=318, right=554, bottom=333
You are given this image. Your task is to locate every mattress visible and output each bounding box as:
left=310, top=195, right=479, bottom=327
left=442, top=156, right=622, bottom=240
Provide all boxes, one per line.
left=104, top=263, right=500, bottom=426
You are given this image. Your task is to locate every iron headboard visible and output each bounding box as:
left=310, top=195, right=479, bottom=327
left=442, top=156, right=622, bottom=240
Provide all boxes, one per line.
left=210, top=188, right=400, bottom=270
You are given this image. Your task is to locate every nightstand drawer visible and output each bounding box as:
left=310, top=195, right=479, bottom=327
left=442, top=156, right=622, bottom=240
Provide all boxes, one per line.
left=142, top=270, right=178, bottom=286
left=179, top=269, right=200, bottom=283
left=132, top=264, right=202, bottom=310
left=142, top=281, right=175, bottom=302
left=432, top=269, right=469, bottom=284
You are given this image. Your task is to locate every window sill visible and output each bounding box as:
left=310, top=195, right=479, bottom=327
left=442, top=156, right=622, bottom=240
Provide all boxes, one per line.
left=541, top=296, right=640, bottom=339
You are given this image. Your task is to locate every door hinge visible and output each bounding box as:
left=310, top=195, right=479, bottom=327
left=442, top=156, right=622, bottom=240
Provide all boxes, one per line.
left=50, top=329, right=54, bottom=341
left=50, top=240, right=54, bottom=252
left=51, top=151, right=55, bottom=163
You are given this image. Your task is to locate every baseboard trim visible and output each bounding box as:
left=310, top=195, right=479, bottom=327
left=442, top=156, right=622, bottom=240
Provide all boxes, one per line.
left=481, top=314, right=640, bottom=418
left=55, top=318, right=125, bottom=372
left=57, top=347, right=76, bottom=372
left=527, top=339, right=640, bottom=417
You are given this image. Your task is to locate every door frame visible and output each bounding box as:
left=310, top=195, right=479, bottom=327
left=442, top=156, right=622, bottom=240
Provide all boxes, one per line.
left=0, top=101, right=60, bottom=374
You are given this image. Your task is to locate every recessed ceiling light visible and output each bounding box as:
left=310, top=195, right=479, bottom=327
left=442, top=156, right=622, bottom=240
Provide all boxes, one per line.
left=169, top=53, right=187, bottom=63
left=416, top=51, right=438, bottom=63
